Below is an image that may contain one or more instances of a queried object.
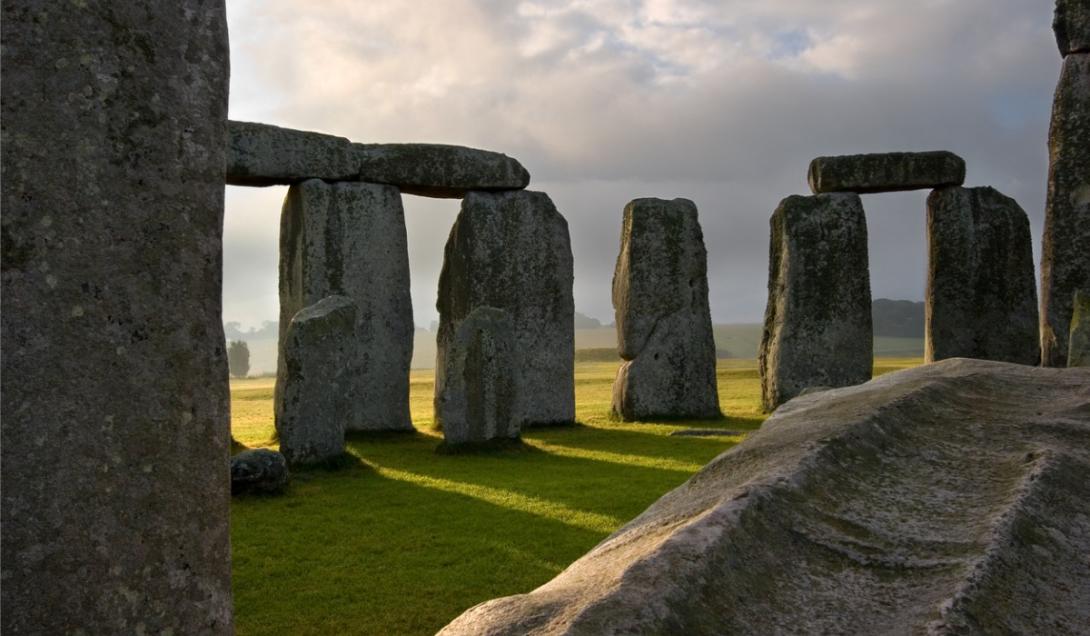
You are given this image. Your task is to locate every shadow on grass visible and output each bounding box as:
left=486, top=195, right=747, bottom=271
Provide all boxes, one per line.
left=435, top=437, right=533, bottom=455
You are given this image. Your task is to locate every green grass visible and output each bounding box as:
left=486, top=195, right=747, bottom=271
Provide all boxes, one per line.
left=231, top=357, right=921, bottom=635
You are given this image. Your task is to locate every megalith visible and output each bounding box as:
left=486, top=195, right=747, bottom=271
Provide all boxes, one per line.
left=1041, top=50, right=1090, bottom=366
left=278, top=179, right=414, bottom=431
left=808, top=151, right=966, bottom=194
left=436, top=307, right=520, bottom=446
left=611, top=198, right=720, bottom=421
left=276, top=296, right=357, bottom=465
left=1069, top=289, right=1090, bottom=367
left=925, top=187, right=1039, bottom=365
left=1054, top=0, right=1090, bottom=56
left=759, top=194, right=873, bottom=411
left=436, top=190, right=575, bottom=426
left=1, top=2, right=232, bottom=633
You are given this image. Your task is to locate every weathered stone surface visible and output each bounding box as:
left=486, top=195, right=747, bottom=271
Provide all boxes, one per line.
left=808, top=151, right=966, bottom=194
left=610, top=198, right=719, bottom=420
left=440, top=359, right=1090, bottom=636
left=1, top=3, right=232, bottom=633
left=436, top=307, right=520, bottom=445
left=758, top=194, right=873, bottom=411
left=1055, top=0, right=1090, bottom=56
left=926, top=186, right=1039, bottom=365
left=231, top=449, right=291, bottom=495
left=276, top=296, right=356, bottom=465
left=278, top=179, right=413, bottom=431
left=226, top=121, right=358, bottom=186
left=354, top=143, right=530, bottom=198
left=1070, top=289, right=1090, bottom=367
left=1041, top=53, right=1090, bottom=366
left=437, top=191, right=575, bottom=426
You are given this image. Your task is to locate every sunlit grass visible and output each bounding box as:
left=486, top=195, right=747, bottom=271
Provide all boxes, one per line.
left=231, top=357, right=921, bottom=635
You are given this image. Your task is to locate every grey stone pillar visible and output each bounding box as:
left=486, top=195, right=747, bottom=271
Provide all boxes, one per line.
left=926, top=187, right=1039, bottom=365
left=611, top=198, right=720, bottom=421
left=1, top=2, right=232, bottom=632
left=758, top=194, right=873, bottom=411
left=437, top=190, right=575, bottom=426
left=277, top=179, right=414, bottom=431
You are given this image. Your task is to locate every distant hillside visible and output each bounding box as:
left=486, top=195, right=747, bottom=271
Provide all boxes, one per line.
left=872, top=298, right=924, bottom=338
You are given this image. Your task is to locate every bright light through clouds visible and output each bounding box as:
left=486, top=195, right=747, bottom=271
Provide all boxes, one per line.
left=223, top=0, right=1057, bottom=329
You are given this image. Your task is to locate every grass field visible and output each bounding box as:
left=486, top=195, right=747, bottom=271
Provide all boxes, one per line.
left=231, top=357, right=921, bottom=635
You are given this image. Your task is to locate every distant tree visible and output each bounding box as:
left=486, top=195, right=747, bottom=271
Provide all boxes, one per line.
left=227, top=340, right=251, bottom=378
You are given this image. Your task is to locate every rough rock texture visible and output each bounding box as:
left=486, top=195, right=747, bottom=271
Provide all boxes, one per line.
left=1070, top=289, right=1090, bottom=367
left=275, top=296, right=356, bottom=465
left=0, top=2, right=233, bottom=633
left=231, top=449, right=291, bottom=495
left=1055, top=0, right=1090, bottom=56
left=759, top=194, right=873, bottom=411
left=436, top=307, right=520, bottom=445
left=226, top=121, right=357, bottom=186
left=611, top=198, right=719, bottom=420
left=1041, top=53, right=1090, bottom=366
left=354, top=143, right=530, bottom=198
left=926, top=187, right=1039, bottom=365
left=808, top=151, right=966, bottom=194
left=437, top=191, right=575, bottom=426
left=278, top=179, right=413, bottom=431
left=440, top=359, right=1090, bottom=636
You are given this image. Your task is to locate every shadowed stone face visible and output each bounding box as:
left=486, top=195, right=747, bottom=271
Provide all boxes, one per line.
left=1070, top=290, right=1090, bottom=367
left=611, top=198, right=720, bottom=421
left=436, top=307, right=520, bottom=445
left=807, top=151, right=966, bottom=194
left=925, top=186, right=1039, bottom=365
left=437, top=190, right=575, bottom=426
left=1041, top=53, right=1090, bottom=366
left=1, top=2, right=232, bottom=633
left=758, top=193, right=873, bottom=411
left=1055, top=0, right=1090, bottom=56
left=276, top=295, right=357, bottom=465
left=277, top=179, right=414, bottom=431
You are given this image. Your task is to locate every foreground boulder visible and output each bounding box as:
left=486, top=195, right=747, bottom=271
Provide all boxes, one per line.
left=759, top=193, right=872, bottom=411
left=807, top=151, right=965, bottom=194
left=437, top=190, right=575, bottom=426
left=611, top=198, right=719, bottom=420
left=275, top=296, right=356, bottom=465
left=926, top=186, right=1039, bottom=365
left=231, top=449, right=290, bottom=496
left=440, top=359, right=1090, bottom=635
left=1070, top=289, right=1090, bottom=367
left=1055, top=0, right=1090, bottom=56
left=436, top=307, right=520, bottom=446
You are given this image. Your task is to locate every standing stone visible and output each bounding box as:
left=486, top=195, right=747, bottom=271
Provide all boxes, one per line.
left=1, top=2, right=232, bottom=633
left=1041, top=52, right=1090, bottom=366
left=1055, top=0, right=1090, bottom=56
left=278, top=179, right=413, bottom=431
left=1069, top=290, right=1090, bottom=367
left=807, top=151, right=966, bottom=194
left=437, top=190, right=575, bottom=426
left=925, top=187, right=1039, bottom=365
left=611, top=198, right=720, bottom=421
left=276, top=296, right=356, bottom=465
left=436, top=307, right=520, bottom=445
left=759, top=194, right=873, bottom=411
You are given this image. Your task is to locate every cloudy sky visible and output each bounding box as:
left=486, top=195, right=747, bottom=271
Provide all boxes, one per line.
left=223, top=0, right=1059, bottom=329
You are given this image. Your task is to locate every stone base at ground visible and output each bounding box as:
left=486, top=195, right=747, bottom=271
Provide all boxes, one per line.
left=440, top=359, right=1090, bottom=635
left=231, top=449, right=291, bottom=495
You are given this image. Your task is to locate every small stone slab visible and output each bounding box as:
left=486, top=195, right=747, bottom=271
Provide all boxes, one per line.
left=226, top=120, right=358, bottom=186
left=354, top=143, right=530, bottom=198
left=231, top=449, right=290, bottom=495
left=926, top=186, right=1039, bottom=365
left=275, top=295, right=356, bottom=465
left=808, top=151, right=966, bottom=194
left=436, top=307, right=520, bottom=446
left=759, top=193, right=873, bottom=411
left=1055, top=0, right=1090, bottom=56
left=669, top=428, right=744, bottom=437
left=1069, top=290, right=1090, bottom=367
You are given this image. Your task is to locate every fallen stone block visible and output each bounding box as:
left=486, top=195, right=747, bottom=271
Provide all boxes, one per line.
left=808, top=151, right=966, bottom=194
left=231, top=449, right=291, bottom=496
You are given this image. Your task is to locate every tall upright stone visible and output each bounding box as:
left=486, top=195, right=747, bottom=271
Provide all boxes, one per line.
left=1054, top=0, right=1090, bottom=56
left=1069, top=289, right=1090, bottom=367
left=1041, top=42, right=1090, bottom=366
left=611, top=198, right=720, bottom=421
left=276, top=296, right=357, bottom=465
left=1, top=2, right=232, bottom=633
left=436, top=307, right=520, bottom=445
left=277, top=179, right=414, bottom=431
left=759, top=194, right=873, bottom=411
left=437, top=190, right=575, bottom=426
left=926, top=187, right=1039, bottom=365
